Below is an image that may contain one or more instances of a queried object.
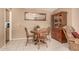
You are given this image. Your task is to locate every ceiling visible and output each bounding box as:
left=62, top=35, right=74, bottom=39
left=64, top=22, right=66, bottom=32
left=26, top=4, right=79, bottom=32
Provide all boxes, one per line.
left=25, top=8, right=57, bottom=12
left=37, top=8, right=57, bottom=12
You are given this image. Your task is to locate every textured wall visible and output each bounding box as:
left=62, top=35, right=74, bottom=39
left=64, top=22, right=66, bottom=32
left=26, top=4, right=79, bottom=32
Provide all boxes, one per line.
left=0, top=8, right=5, bottom=47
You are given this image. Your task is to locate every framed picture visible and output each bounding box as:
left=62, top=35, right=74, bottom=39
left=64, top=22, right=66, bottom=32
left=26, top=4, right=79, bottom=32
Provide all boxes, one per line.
left=24, top=12, right=46, bottom=21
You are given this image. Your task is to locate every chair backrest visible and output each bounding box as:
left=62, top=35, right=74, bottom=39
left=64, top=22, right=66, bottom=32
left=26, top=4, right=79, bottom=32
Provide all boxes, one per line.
left=47, top=27, right=51, bottom=35
left=38, top=27, right=49, bottom=35
left=63, top=28, right=69, bottom=40
left=25, top=27, right=29, bottom=37
left=63, top=26, right=74, bottom=41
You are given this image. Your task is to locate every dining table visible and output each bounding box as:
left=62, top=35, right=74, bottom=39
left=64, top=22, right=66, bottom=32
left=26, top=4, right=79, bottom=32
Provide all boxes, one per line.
left=30, top=29, right=47, bottom=45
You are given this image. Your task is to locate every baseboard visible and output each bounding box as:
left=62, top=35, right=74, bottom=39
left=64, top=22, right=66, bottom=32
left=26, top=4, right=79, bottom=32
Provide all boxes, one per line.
left=12, top=38, right=26, bottom=40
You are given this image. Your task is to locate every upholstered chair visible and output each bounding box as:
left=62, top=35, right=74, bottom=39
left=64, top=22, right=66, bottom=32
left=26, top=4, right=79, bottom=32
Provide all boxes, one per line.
left=63, top=26, right=79, bottom=51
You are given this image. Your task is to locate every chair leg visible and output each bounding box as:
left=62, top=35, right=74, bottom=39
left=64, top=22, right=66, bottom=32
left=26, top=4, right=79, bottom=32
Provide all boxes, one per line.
left=38, top=39, right=40, bottom=49
left=26, top=37, right=28, bottom=46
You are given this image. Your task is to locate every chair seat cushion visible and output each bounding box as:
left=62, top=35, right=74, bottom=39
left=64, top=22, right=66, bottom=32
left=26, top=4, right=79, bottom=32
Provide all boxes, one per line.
left=72, top=32, right=79, bottom=38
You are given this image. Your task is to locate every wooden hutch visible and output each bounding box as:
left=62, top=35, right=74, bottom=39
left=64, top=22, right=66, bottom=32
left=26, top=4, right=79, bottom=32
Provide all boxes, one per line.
left=51, top=12, right=67, bottom=43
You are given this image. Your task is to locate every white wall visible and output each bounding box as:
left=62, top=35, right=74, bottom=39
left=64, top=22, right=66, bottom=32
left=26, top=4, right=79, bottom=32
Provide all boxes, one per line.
left=72, top=8, right=79, bottom=32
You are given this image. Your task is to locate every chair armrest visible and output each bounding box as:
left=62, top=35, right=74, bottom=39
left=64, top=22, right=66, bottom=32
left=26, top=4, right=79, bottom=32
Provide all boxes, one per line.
left=68, top=40, right=75, bottom=43
left=75, top=38, right=79, bottom=44
left=68, top=38, right=75, bottom=43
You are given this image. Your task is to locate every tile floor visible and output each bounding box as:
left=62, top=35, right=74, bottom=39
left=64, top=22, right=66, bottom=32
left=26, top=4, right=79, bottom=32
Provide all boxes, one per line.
left=0, top=38, right=69, bottom=51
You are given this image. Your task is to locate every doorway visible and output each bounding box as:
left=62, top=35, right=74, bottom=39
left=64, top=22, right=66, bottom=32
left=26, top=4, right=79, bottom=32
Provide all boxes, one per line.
left=5, top=9, right=12, bottom=43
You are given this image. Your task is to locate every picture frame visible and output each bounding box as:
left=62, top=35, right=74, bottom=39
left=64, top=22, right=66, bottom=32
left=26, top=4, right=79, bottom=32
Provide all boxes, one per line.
left=24, top=12, right=46, bottom=21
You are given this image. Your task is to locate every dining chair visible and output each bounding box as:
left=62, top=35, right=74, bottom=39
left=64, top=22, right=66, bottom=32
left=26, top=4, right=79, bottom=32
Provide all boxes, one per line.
left=25, top=27, right=34, bottom=46
left=63, top=26, right=79, bottom=51
left=45, top=27, right=51, bottom=40
left=39, top=27, right=51, bottom=40
left=36, top=28, right=50, bottom=49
